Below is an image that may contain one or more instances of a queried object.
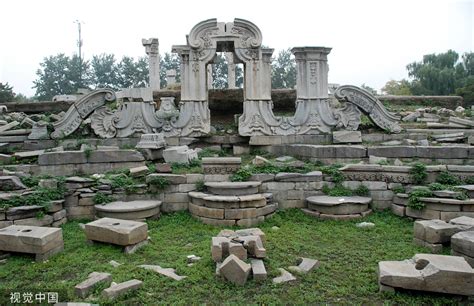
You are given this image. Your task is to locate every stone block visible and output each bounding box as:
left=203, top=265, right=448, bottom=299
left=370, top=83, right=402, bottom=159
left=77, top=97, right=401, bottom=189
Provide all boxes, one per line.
left=52, top=217, right=67, bottom=228
left=256, top=204, right=277, bottom=217
left=189, top=203, right=224, bottom=219
left=225, top=208, right=257, bottom=220
left=164, top=193, right=189, bottom=203
left=371, top=190, right=394, bottom=201
left=219, top=254, right=251, bottom=286
left=391, top=204, right=405, bottom=217
left=129, top=166, right=149, bottom=177
left=417, top=146, right=469, bottom=159
left=332, top=130, right=362, bottom=143
left=0, top=176, right=27, bottom=191
left=75, top=272, right=112, bottom=298
left=0, top=225, right=63, bottom=261
left=251, top=259, right=267, bottom=282
left=414, top=219, right=462, bottom=244
left=449, top=216, right=474, bottom=230
left=204, top=174, right=231, bottom=182
left=211, top=236, right=230, bottom=262
left=139, top=264, right=186, bottom=281
left=406, top=207, right=441, bottom=220
left=84, top=218, right=147, bottom=246
left=367, top=146, right=416, bottom=158
left=0, top=221, right=13, bottom=229
left=14, top=215, right=53, bottom=227
left=186, top=173, right=204, bottom=184
left=451, top=231, right=474, bottom=257
left=378, top=253, right=474, bottom=296
left=78, top=197, right=95, bottom=206
left=441, top=211, right=474, bottom=221
left=229, top=242, right=247, bottom=260
left=6, top=205, right=43, bottom=221
left=238, top=235, right=266, bottom=258
left=288, top=257, right=320, bottom=274
left=163, top=146, right=197, bottom=164
left=102, top=279, right=142, bottom=300
left=233, top=145, right=250, bottom=155
left=263, top=182, right=295, bottom=191
left=47, top=200, right=64, bottom=213
left=413, top=237, right=443, bottom=253
left=272, top=268, right=296, bottom=284
left=178, top=184, right=197, bottom=193
left=279, top=199, right=305, bottom=209
left=199, top=216, right=235, bottom=227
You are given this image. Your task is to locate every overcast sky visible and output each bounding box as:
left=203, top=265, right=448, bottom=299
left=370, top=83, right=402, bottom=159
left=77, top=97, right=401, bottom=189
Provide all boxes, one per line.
left=0, top=0, right=472, bottom=96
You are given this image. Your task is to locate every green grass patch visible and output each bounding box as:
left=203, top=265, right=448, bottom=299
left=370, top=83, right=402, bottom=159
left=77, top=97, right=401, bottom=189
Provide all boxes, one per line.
left=0, top=210, right=461, bottom=304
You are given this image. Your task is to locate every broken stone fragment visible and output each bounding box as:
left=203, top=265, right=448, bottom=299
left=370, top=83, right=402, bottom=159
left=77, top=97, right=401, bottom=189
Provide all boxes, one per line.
left=235, top=228, right=266, bottom=243
left=272, top=268, right=296, bottom=284
left=236, top=235, right=266, bottom=258
left=229, top=241, right=247, bottom=260
left=140, top=264, right=187, bottom=281
left=187, top=254, right=201, bottom=263
left=74, top=272, right=112, bottom=298
left=378, top=253, right=474, bottom=296
left=211, top=236, right=230, bottom=262
left=219, top=254, right=251, bottom=286
left=288, top=257, right=320, bottom=274
left=102, top=279, right=142, bottom=300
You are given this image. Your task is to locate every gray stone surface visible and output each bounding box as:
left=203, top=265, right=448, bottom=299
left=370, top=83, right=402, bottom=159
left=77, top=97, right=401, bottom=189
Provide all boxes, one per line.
left=163, top=146, right=197, bottom=164
left=205, top=181, right=261, bottom=196
left=84, top=217, right=148, bottom=246
left=0, top=225, right=63, bottom=261
left=219, top=254, right=251, bottom=286
left=272, top=268, right=296, bottom=284
left=288, top=257, right=320, bottom=274
left=102, top=279, right=142, bottom=300
left=75, top=272, right=112, bottom=298
left=378, top=253, right=474, bottom=296
left=95, top=200, right=161, bottom=220
left=332, top=131, right=362, bottom=143
left=0, top=176, right=26, bottom=191
left=251, top=259, right=267, bottom=282
left=306, top=196, right=371, bottom=215
left=450, top=216, right=474, bottom=230
left=451, top=231, right=474, bottom=257
left=140, top=264, right=187, bottom=281
left=413, top=219, right=462, bottom=244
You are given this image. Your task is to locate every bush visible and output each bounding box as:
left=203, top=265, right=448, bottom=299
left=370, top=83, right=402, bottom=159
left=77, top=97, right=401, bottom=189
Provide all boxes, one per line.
left=408, top=189, right=433, bottom=210
left=93, top=192, right=114, bottom=204
left=231, top=168, right=252, bottom=182
left=436, top=171, right=461, bottom=186
left=354, top=185, right=370, bottom=196
left=195, top=179, right=205, bottom=192
left=410, top=163, right=427, bottom=184
left=147, top=176, right=170, bottom=190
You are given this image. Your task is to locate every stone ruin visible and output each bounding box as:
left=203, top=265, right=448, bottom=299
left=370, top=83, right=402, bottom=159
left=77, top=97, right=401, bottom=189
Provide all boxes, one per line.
left=40, top=18, right=401, bottom=140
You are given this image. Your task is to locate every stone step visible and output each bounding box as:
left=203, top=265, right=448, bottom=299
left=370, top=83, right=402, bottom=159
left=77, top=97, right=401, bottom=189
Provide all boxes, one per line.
left=205, top=181, right=261, bottom=196
left=95, top=200, right=161, bottom=220
left=189, top=192, right=267, bottom=209
left=306, top=195, right=372, bottom=215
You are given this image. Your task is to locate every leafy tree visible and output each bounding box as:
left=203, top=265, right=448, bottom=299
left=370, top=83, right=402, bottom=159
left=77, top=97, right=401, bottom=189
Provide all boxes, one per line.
left=406, top=50, right=473, bottom=95
left=361, top=83, right=377, bottom=95
left=0, top=82, right=15, bottom=102
left=160, top=52, right=181, bottom=88
left=14, top=93, right=33, bottom=103
left=33, top=54, right=91, bottom=100
left=271, top=48, right=296, bottom=89
left=381, top=79, right=412, bottom=95
left=235, top=64, right=243, bottom=88
left=212, top=53, right=228, bottom=89
left=116, top=56, right=149, bottom=89
left=91, top=54, right=119, bottom=89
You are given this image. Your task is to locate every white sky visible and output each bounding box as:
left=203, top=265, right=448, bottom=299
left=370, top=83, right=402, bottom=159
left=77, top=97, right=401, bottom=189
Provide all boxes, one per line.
left=0, top=0, right=472, bottom=96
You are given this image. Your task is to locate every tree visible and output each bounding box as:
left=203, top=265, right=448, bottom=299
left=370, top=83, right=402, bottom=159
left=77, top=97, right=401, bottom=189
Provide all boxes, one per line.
left=271, top=48, right=296, bottom=89
left=212, top=53, right=228, bottom=89
left=116, top=56, right=149, bottom=89
left=406, top=50, right=472, bottom=95
left=361, top=83, right=377, bottom=95
left=381, top=79, right=412, bottom=95
left=91, top=54, right=119, bottom=90
left=160, top=52, right=181, bottom=88
left=0, top=83, right=15, bottom=102
left=33, top=54, right=91, bottom=101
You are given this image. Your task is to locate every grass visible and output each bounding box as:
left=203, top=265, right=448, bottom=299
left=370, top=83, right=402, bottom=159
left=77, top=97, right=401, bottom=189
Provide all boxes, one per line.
left=0, top=210, right=463, bottom=305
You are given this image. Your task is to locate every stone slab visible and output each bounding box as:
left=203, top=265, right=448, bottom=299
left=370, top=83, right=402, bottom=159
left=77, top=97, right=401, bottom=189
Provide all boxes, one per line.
left=84, top=217, right=147, bottom=246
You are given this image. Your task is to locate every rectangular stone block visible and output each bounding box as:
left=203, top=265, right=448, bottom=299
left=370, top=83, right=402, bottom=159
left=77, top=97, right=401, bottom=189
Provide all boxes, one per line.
left=160, top=202, right=188, bottom=213
left=6, top=205, right=43, bottom=221
left=102, top=279, right=142, bottom=300
left=251, top=259, right=267, bottom=282
left=440, top=211, right=474, bottom=221
left=178, top=184, right=197, bottom=193
left=186, top=174, right=204, bottom=184
left=47, top=200, right=64, bottom=213
left=164, top=193, right=189, bottom=203
left=52, top=209, right=67, bottom=221
left=204, top=174, right=230, bottom=182
left=371, top=190, right=394, bottom=201
left=75, top=272, right=112, bottom=298
left=367, top=146, right=416, bottom=158
left=263, top=182, right=295, bottom=191
left=236, top=217, right=264, bottom=227
left=14, top=215, right=53, bottom=226
left=417, top=146, right=469, bottom=159
left=278, top=200, right=305, bottom=209
left=0, top=225, right=63, bottom=257
left=147, top=173, right=186, bottom=185
left=225, top=208, right=257, bottom=220
left=406, top=207, right=441, bottom=220
left=189, top=203, right=224, bottom=219
left=287, top=190, right=304, bottom=200
left=0, top=221, right=13, bottom=229
left=391, top=204, right=405, bottom=217
left=84, top=217, right=147, bottom=246
left=78, top=197, right=95, bottom=206
left=66, top=206, right=95, bottom=218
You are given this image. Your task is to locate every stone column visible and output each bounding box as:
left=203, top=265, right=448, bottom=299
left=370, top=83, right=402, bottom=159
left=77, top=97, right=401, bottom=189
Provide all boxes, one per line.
left=166, top=69, right=176, bottom=86
left=225, top=52, right=236, bottom=89
left=292, top=47, right=339, bottom=134
left=207, top=64, right=213, bottom=89
left=142, top=38, right=160, bottom=92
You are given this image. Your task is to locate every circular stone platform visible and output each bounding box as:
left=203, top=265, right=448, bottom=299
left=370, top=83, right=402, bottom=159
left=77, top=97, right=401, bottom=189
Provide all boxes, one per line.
left=304, top=196, right=372, bottom=220
left=205, top=181, right=261, bottom=196
left=95, top=200, right=161, bottom=220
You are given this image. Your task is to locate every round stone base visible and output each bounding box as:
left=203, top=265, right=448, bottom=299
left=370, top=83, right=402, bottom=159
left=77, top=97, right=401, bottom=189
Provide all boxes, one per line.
left=95, top=200, right=161, bottom=220
left=188, top=191, right=276, bottom=227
